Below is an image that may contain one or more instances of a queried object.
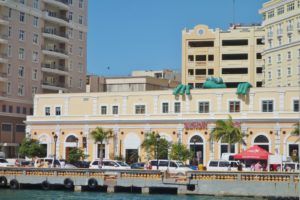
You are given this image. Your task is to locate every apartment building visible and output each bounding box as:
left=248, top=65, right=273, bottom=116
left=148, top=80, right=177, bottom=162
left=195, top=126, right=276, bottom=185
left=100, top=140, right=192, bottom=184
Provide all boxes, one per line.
left=131, top=69, right=181, bottom=82
left=259, top=0, right=300, bottom=87
left=182, top=24, right=265, bottom=88
left=86, top=74, right=179, bottom=93
left=0, top=0, right=87, bottom=157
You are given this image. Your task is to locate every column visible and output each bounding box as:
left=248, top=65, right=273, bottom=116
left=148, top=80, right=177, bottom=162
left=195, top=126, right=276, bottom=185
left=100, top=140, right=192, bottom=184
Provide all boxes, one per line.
left=216, top=93, right=223, bottom=113
left=208, top=124, right=215, bottom=160
left=84, top=125, right=89, bottom=158
left=279, top=91, right=285, bottom=112
left=241, top=125, right=248, bottom=151
left=33, top=97, right=38, bottom=116
left=249, top=93, right=255, bottom=112
left=92, top=97, right=97, bottom=115
left=177, top=127, right=183, bottom=143
left=185, top=97, right=190, bottom=113
left=274, top=124, right=281, bottom=155
left=153, top=95, right=158, bottom=114
left=122, top=96, right=127, bottom=115
left=55, top=125, right=61, bottom=159
left=113, top=127, right=119, bottom=157
left=64, top=97, right=69, bottom=116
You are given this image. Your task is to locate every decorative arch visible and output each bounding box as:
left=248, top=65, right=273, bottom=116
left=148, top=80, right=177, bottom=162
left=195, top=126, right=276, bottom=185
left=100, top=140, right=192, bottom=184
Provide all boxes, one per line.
left=123, top=132, right=141, bottom=164
left=188, top=132, right=205, bottom=165
left=63, top=133, right=79, bottom=160
left=65, top=135, right=78, bottom=143
left=37, top=133, right=51, bottom=157
left=252, top=133, right=271, bottom=152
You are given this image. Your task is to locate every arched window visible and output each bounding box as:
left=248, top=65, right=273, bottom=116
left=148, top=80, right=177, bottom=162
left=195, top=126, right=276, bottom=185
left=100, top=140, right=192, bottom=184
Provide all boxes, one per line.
left=66, top=135, right=77, bottom=143
left=190, top=135, right=203, bottom=143
left=254, top=135, right=269, bottom=152
left=189, top=135, right=204, bottom=165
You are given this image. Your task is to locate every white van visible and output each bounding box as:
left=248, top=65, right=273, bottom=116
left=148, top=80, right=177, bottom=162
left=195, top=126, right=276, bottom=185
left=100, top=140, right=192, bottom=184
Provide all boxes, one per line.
left=89, top=159, right=130, bottom=169
left=149, top=160, right=192, bottom=175
left=207, top=160, right=240, bottom=171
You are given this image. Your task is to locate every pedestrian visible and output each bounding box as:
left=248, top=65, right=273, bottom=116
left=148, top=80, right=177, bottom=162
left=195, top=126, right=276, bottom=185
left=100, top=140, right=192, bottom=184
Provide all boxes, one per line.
left=250, top=163, right=255, bottom=171
left=254, top=161, right=262, bottom=171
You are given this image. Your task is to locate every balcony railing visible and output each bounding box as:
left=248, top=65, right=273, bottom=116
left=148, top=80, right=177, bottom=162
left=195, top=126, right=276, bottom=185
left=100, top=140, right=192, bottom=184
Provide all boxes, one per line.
left=41, top=81, right=67, bottom=88
left=42, top=63, right=68, bottom=72
left=55, top=0, right=69, bottom=5
left=277, top=29, right=283, bottom=37
left=43, top=11, right=69, bottom=22
left=42, top=46, right=68, bottom=55
left=267, top=32, right=273, bottom=38
left=43, top=28, right=68, bottom=39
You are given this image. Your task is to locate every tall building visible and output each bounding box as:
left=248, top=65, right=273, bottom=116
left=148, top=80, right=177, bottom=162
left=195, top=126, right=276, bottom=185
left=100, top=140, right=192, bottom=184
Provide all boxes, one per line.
left=182, top=24, right=264, bottom=88
left=0, top=0, right=87, bottom=157
left=259, top=0, right=300, bottom=87
left=131, top=69, right=181, bottom=82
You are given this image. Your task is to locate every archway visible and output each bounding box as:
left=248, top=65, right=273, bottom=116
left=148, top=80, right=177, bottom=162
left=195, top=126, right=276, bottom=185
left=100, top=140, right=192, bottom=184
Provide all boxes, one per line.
left=189, top=135, right=204, bottom=165
left=285, top=134, right=299, bottom=162
left=64, top=134, right=78, bottom=160
left=124, top=133, right=141, bottom=164
left=38, top=134, right=50, bottom=157
left=253, top=135, right=270, bottom=152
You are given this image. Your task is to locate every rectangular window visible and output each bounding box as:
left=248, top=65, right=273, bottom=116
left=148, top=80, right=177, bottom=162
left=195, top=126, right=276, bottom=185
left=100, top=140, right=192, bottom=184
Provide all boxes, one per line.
left=7, top=45, right=11, bottom=57
left=222, top=39, right=248, bottom=46
left=277, top=69, right=281, bottom=78
left=32, top=51, right=38, bottom=62
left=294, top=100, right=299, bottom=112
left=7, top=64, right=11, bottom=75
left=268, top=71, right=272, bottom=80
left=188, top=55, right=194, bottom=62
left=135, top=105, right=145, bottom=114
left=8, top=26, right=11, bottom=37
left=45, top=107, right=50, bottom=116
left=262, top=100, right=273, bottom=112
left=32, top=87, right=37, bottom=95
left=174, top=102, right=181, bottom=113
left=18, top=66, right=24, bottom=78
left=101, top=106, right=107, bottom=115
left=162, top=102, right=169, bottom=113
left=79, top=15, right=83, bottom=24
left=78, top=63, right=83, bottom=73
left=195, top=55, right=206, bottom=61
left=16, top=125, right=25, bottom=132
left=222, top=54, right=248, bottom=60
left=68, top=12, right=73, bottom=21
left=79, top=47, right=83, bottom=56
left=277, top=54, right=281, bottom=63
left=22, top=107, right=26, bottom=114
left=32, top=69, right=38, bottom=80
left=256, top=38, right=263, bottom=45
left=9, top=105, right=13, bottom=113
left=7, top=82, right=11, bottom=94
left=189, top=41, right=214, bottom=47
left=267, top=10, right=274, bottom=18
left=229, top=101, right=240, bottom=113
left=112, top=106, right=118, bottom=115
left=198, top=102, right=209, bottom=113
left=33, top=33, right=38, bottom=44
left=33, top=0, right=39, bottom=9
left=287, top=67, right=291, bottom=76
left=33, top=16, right=38, bottom=27
left=18, top=84, right=24, bottom=96
left=287, top=2, right=295, bottom=11
left=256, top=53, right=262, bottom=59
left=208, top=55, right=214, bottom=61
left=79, top=31, right=83, bottom=40
left=19, top=48, right=25, bottom=60
left=222, top=68, right=248, bottom=74
left=277, top=6, right=284, bottom=15
left=55, top=107, right=61, bottom=116
left=208, top=69, right=214, bottom=75
left=2, top=124, right=12, bottom=132
left=79, top=0, right=83, bottom=8
left=195, top=69, right=206, bottom=75
left=19, top=30, right=25, bottom=41
left=19, top=12, right=25, bottom=22
left=16, top=106, right=21, bottom=113
left=2, top=105, right=6, bottom=112
left=256, top=67, right=263, bottom=74
left=19, top=0, right=25, bottom=4
left=8, top=8, right=12, bottom=18
left=287, top=51, right=292, bottom=60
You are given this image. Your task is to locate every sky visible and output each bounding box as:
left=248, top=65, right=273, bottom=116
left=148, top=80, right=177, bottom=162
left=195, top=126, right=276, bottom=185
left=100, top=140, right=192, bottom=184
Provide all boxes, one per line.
left=87, top=0, right=267, bottom=76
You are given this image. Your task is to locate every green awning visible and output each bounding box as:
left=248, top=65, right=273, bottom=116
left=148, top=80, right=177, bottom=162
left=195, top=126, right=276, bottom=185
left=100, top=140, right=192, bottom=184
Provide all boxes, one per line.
left=236, top=82, right=252, bottom=95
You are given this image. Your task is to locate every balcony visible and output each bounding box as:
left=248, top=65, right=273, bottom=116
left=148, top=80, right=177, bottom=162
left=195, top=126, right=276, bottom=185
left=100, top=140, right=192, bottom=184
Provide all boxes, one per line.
left=43, top=0, right=69, bottom=11
left=287, top=26, right=293, bottom=34
left=43, top=11, right=69, bottom=27
left=0, top=34, right=8, bottom=44
left=42, top=28, right=69, bottom=43
left=0, top=53, right=7, bottom=63
left=41, top=63, right=69, bottom=76
left=42, top=46, right=68, bottom=59
left=41, top=81, right=68, bottom=91
left=0, top=16, right=9, bottom=26
left=267, top=32, right=273, bottom=39
left=297, top=23, right=300, bottom=31
left=0, top=72, right=7, bottom=82
left=277, top=29, right=283, bottom=37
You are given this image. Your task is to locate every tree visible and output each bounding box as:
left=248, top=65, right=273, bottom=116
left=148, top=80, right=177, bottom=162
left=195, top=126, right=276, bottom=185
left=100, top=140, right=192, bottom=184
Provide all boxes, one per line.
left=169, top=142, right=192, bottom=162
left=68, top=147, right=87, bottom=163
left=141, top=132, right=170, bottom=160
left=291, top=122, right=300, bottom=162
left=210, top=115, right=245, bottom=154
left=291, top=122, right=300, bottom=136
left=19, top=138, right=46, bottom=158
left=90, top=127, right=113, bottom=167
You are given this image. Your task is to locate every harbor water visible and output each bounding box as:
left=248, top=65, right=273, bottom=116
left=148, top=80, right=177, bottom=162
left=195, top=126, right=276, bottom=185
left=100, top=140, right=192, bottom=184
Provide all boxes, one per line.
left=0, top=189, right=264, bottom=200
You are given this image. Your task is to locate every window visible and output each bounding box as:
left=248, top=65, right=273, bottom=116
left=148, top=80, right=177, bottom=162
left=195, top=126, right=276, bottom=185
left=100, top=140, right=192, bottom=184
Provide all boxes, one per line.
left=222, top=39, right=248, bottom=46
left=19, top=30, right=25, bottom=41
left=188, top=69, right=194, bottom=76
left=33, top=16, right=38, bottom=27
left=101, top=106, right=107, bottom=115
left=222, top=68, right=248, bottom=74
left=79, top=31, right=83, bottom=40
left=69, top=45, right=73, bottom=54
left=79, top=15, right=83, bottom=24
left=267, top=10, right=274, bottom=18
left=68, top=0, right=72, bottom=5
left=32, top=87, right=37, bottom=95
left=19, top=12, right=25, bottom=22
left=277, top=69, right=281, bottom=78
left=198, top=102, right=209, bottom=113
left=287, top=2, right=295, bottom=11
left=8, top=45, right=12, bottom=57
left=256, top=53, right=262, bottom=59
left=55, top=107, right=61, bottom=116
left=8, top=8, right=12, bottom=18
left=68, top=12, right=73, bottom=21
left=79, top=47, right=83, bottom=56
left=174, top=102, right=181, bottom=113
left=256, top=38, right=263, bottom=45
left=69, top=76, right=72, bottom=87
left=135, top=105, right=145, bottom=114
left=16, top=125, right=25, bottom=132
left=277, top=6, right=284, bottom=15
left=18, top=84, right=24, bottom=96
left=208, top=55, right=214, bottom=61
left=45, top=107, right=50, bottom=116
left=33, top=33, right=38, bottom=44
left=19, top=48, right=25, bottom=60
left=162, top=102, right=169, bottom=113
left=268, top=56, right=271, bottom=64
left=287, top=67, right=292, bottom=76
left=222, top=54, right=248, bottom=60
left=2, top=124, right=12, bottom=132
left=32, top=69, right=38, bottom=80
left=79, top=0, right=83, bottom=8
left=2, top=105, right=6, bottom=112
left=293, top=100, right=299, bottom=112
left=8, top=26, right=11, bottom=37
left=19, top=0, right=25, bottom=4
left=196, top=55, right=206, bottom=61
left=33, top=0, right=39, bottom=9
left=268, top=71, right=272, bottom=80
left=7, top=64, right=11, bottom=76
left=288, top=35, right=292, bottom=43
left=22, top=107, right=26, bottom=114
left=278, top=37, right=282, bottom=46
left=277, top=54, right=281, bottom=63
left=78, top=63, right=83, bottom=73
left=112, top=106, right=118, bottom=115
left=79, top=79, right=83, bottom=89
left=262, top=100, right=273, bottom=112
left=229, top=101, right=240, bottom=113
left=195, top=69, right=206, bottom=75
left=189, top=41, right=214, bottom=47
left=268, top=40, right=272, bottom=48
left=16, top=106, right=21, bottom=113
left=287, top=51, right=292, bottom=60
left=208, top=69, right=214, bottom=75
left=32, top=51, right=38, bottom=62
left=18, top=66, right=24, bottom=78
left=7, top=82, right=11, bottom=94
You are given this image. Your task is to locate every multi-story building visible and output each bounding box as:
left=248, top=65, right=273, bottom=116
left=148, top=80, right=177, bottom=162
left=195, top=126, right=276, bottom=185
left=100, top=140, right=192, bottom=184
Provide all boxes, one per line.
left=182, top=24, right=265, bottom=88
left=259, top=0, right=300, bottom=87
left=0, top=0, right=87, bottom=157
left=86, top=75, right=179, bottom=93
left=131, top=69, right=181, bottom=82
left=26, top=87, right=299, bottom=165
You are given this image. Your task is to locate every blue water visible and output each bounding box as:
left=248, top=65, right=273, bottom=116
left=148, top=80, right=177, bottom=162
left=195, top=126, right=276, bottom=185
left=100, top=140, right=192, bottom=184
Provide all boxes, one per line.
left=0, top=189, right=260, bottom=200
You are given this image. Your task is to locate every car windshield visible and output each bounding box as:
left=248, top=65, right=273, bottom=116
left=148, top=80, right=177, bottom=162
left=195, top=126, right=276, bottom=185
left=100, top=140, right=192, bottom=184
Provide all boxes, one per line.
left=176, top=162, right=185, bottom=167
left=117, top=161, right=128, bottom=167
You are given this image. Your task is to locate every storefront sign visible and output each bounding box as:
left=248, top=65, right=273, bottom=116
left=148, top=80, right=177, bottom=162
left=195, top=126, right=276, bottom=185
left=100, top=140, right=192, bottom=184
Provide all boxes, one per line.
left=184, top=122, right=208, bottom=129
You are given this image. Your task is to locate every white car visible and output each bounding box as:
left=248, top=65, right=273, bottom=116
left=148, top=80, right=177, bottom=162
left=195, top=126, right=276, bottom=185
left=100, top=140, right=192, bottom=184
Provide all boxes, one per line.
left=0, top=158, right=9, bottom=167
left=89, top=159, right=130, bottom=169
left=283, top=162, right=300, bottom=172
left=34, top=158, right=77, bottom=168
left=207, top=160, right=236, bottom=171
left=149, top=160, right=192, bottom=175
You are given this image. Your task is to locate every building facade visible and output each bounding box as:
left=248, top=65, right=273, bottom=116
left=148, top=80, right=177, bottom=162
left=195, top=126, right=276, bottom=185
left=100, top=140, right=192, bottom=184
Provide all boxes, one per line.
left=26, top=87, right=300, bottom=165
left=0, top=0, right=87, bottom=157
left=131, top=69, right=181, bottom=82
left=259, top=0, right=300, bottom=87
left=182, top=24, right=265, bottom=89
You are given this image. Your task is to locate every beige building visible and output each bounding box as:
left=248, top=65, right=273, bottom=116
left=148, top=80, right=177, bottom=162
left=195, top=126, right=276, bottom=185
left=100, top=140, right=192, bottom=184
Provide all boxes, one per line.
left=131, top=69, right=181, bottom=82
left=182, top=24, right=265, bottom=88
left=86, top=75, right=179, bottom=93
left=26, top=87, right=300, bottom=165
left=0, top=0, right=87, bottom=157
left=259, top=0, right=300, bottom=87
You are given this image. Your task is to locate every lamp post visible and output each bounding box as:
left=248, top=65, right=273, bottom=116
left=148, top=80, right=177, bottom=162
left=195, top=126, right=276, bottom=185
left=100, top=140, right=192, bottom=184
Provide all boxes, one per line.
left=75, top=137, right=79, bottom=148
left=193, top=138, right=197, bottom=165
left=155, top=134, right=160, bottom=170
left=53, top=134, right=58, bottom=160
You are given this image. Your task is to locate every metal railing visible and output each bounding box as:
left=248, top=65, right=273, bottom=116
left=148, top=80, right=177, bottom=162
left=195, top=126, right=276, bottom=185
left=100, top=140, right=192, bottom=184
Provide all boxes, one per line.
left=41, top=81, right=67, bottom=88
left=42, top=63, right=68, bottom=72
left=43, top=28, right=68, bottom=39
left=42, top=46, right=68, bottom=55
left=43, top=11, right=69, bottom=22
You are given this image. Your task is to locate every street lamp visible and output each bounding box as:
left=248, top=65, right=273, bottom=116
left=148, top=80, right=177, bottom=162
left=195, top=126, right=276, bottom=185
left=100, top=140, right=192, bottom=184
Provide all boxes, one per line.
left=192, top=138, right=197, bottom=165
left=53, top=134, right=58, bottom=160
left=75, top=137, right=79, bottom=148
left=155, top=134, right=160, bottom=170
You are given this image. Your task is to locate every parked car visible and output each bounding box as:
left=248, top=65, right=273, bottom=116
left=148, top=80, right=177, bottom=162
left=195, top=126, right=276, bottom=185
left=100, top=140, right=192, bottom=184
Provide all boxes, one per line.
left=0, top=158, right=9, bottom=167
left=149, top=160, right=192, bottom=175
left=89, top=159, right=130, bottom=169
left=15, top=159, right=33, bottom=167
left=34, top=158, right=77, bottom=168
left=70, top=161, right=90, bottom=168
left=207, top=160, right=240, bottom=171
left=131, top=162, right=145, bottom=169
left=283, top=162, right=300, bottom=172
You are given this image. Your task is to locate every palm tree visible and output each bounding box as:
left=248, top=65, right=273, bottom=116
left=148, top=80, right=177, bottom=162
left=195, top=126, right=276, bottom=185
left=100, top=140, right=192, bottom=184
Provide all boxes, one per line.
left=90, top=127, right=113, bottom=167
left=291, top=122, right=300, bottom=136
left=210, top=115, right=245, bottom=154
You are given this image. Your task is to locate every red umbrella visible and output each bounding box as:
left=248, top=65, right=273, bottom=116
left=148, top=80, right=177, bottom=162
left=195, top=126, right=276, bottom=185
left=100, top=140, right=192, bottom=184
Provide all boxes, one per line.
left=234, top=145, right=272, bottom=160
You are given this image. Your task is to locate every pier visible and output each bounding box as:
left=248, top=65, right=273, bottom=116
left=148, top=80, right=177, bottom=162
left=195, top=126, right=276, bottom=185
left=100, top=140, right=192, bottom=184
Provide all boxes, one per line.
left=0, top=167, right=298, bottom=198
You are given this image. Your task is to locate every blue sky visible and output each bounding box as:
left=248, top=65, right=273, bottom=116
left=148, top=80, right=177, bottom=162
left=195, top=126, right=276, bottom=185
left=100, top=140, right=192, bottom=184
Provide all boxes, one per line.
left=87, top=0, right=267, bottom=76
